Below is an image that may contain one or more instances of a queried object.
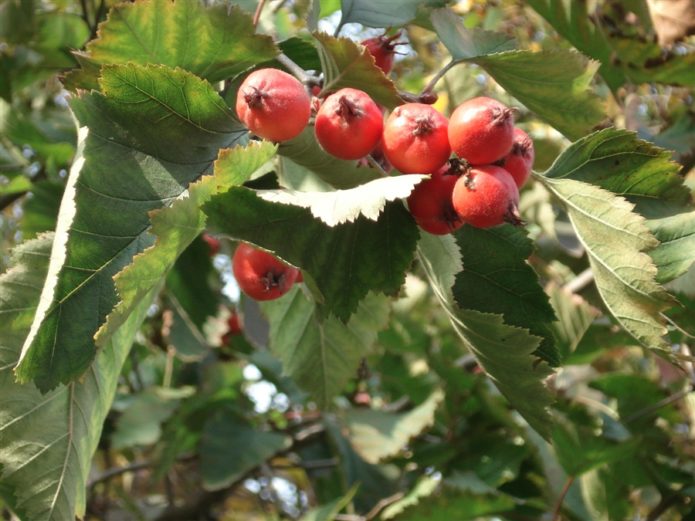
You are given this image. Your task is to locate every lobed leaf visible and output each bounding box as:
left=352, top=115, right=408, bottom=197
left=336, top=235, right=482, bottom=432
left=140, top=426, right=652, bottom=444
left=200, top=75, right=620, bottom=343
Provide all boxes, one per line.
left=203, top=187, right=419, bottom=322
left=261, top=288, right=390, bottom=408
left=16, top=63, right=244, bottom=391
left=65, top=0, right=278, bottom=90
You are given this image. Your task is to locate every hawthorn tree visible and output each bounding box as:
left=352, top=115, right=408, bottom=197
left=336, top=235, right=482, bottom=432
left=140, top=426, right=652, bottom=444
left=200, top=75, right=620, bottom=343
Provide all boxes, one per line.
left=1, top=1, right=695, bottom=520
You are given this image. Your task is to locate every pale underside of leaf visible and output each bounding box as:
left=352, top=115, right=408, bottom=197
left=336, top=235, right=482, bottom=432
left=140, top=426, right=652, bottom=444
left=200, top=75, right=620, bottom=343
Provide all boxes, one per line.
left=256, top=175, right=426, bottom=226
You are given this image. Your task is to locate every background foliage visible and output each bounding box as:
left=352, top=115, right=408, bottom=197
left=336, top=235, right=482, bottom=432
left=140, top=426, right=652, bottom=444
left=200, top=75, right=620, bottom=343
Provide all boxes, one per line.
left=1, top=0, right=695, bottom=520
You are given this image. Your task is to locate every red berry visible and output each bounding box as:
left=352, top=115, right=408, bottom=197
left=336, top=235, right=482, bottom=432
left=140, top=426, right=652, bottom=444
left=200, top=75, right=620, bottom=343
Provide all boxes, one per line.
left=452, top=165, right=521, bottom=228
left=382, top=103, right=451, bottom=174
left=407, top=160, right=465, bottom=235
left=498, top=128, right=534, bottom=188
left=295, top=271, right=303, bottom=283
left=202, top=233, right=220, bottom=256
left=232, top=243, right=299, bottom=301
left=227, top=311, right=242, bottom=335
left=362, top=32, right=402, bottom=74
left=448, top=97, right=515, bottom=165
left=314, top=88, right=383, bottom=160
left=235, top=68, right=311, bottom=142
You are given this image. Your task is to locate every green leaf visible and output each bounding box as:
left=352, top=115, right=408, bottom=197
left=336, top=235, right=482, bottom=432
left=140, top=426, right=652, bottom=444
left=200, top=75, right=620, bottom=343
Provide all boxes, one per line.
left=204, top=188, right=418, bottom=322
left=581, top=466, right=630, bottom=521
left=278, top=127, right=379, bottom=189
left=525, top=0, right=624, bottom=89
left=417, top=233, right=554, bottom=438
left=299, top=485, right=358, bottom=521
left=542, top=128, right=695, bottom=282
left=19, top=181, right=63, bottom=239
left=381, top=475, right=439, bottom=519
left=97, top=142, right=275, bottom=344
left=16, top=63, right=244, bottom=391
left=261, top=288, right=390, bottom=408
left=257, top=174, right=426, bottom=226
left=339, top=0, right=424, bottom=28
left=314, top=32, right=402, bottom=109
left=0, top=172, right=31, bottom=196
left=431, top=7, right=605, bottom=140
left=199, top=413, right=291, bottom=491
left=430, top=8, right=516, bottom=59
left=452, top=225, right=559, bottom=366
left=538, top=130, right=677, bottom=351
left=547, top=283, right=598, bottom=362
left=0, top=233, right=159, bottom=521
left=394, top=486, right=516, bottom=520
left=345, top=390, right=443, bottom=463
left=65, top=0, right=278, bottom=90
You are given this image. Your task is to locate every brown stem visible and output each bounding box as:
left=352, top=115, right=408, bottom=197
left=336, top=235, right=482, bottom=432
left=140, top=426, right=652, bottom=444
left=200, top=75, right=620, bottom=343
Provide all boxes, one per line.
left=252, top=0, right=267, bottom=27
left=551, top=476, right=575, bottom=521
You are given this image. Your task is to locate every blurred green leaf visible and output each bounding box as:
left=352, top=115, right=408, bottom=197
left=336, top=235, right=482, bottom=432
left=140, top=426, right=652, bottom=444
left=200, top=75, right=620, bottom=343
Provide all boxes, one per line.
left=381, top=475, right=439, bottom=519
left=261, top=288, right=390, bottom=408
left=65, top=0, right=278, bottom=90
left=346, top=390, right=443, bottom=463
left=452, top=225, right=559, bottom=366
left=314, top=32, right=402, bottom=109
left=339, top=0, right=424, bottom=28
left=299, top=485, right=358, bottom=521
left=394, top=485, right=516, bottom=520
left=19, top=181, right=63, bottom=238
left=547, top=284, right=598, bottom=362
left=431, top=8, right=516, bottom=59
left=200, top=413, right=291, bottom=491
left=204, top=188, right=418, bottom=322
left=581, top=466, right=630, bottom=521
left=16, top=63, right=245, bottom=391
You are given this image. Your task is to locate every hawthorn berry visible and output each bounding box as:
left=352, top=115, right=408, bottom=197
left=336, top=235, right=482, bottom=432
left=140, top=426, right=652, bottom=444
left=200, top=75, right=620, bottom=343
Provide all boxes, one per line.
left=232, top=243, right=299, bottom=301
left=235, top=68, right=311, bottom=142
left=498, top=128, right=535, bottom=188
left=202, top=233, right=220, bottom=256
left=221, top=310, right=242, bottom=344
left=407, top=159, right=465, bottom=235
left=362, top=32, right=402, bottom=74
left=382, top=103, right=451, bottom=174
left=448, top=97, right=515, bottom=165
left=314, top=88, right=383, bottom=160
left=451, top=165, right=521, bottom=228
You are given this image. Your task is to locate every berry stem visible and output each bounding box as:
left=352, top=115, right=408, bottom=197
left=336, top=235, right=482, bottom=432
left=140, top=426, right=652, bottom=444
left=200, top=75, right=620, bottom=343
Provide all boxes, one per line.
left=252, top=0, right=267, bottom=27
left=420, top=59, right=457, bottom=97
left=276, top=53, right=320, bottom=86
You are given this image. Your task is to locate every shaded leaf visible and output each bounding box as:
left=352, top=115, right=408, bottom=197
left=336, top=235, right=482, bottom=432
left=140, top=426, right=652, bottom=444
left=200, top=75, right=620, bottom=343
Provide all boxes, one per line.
left=16, top=63, right=244, bottom=391
left=430, top=8, right=516, bottom=59
left=299, top=485, right=358, bottom=521
left=452, top=225, right=559, bottom=366
left=381, top=475, right=439, bottom=520
left=346, top=390, right=443, bottom=463
left=581, top=466, right=630, bottom=521
left=19, top=181, right=63, bottom=239
left=314, top=32, right=402, bottom=109
left=394, top=486, right=516, bottom=520
left=200, top=413, right=291, bottom=491
left=0, top=234, right=159, bottom=521
left=547, top=283, right=599, bottom=362
left=261, top=288, right=390, bottom=408
left=339, top=0, right=424, bottom=28
left=257, top=174, right=426, bottom=226
left=204, top=188, right=418, bottom=322
left=65, top=0, right=278, bottom=90
left=417, top=233, right=554, bottom=438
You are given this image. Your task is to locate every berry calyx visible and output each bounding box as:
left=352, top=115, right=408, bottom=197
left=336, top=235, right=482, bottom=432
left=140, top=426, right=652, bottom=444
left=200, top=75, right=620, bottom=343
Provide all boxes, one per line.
left=362, top=32, right=403, bottom=74
left=232, top=243, right=299, bottom=301
left=407, top=159, right=466, bottom=235
left=314, top=88, right=383, bottom=160
left=497, top=128, right=535, bottom=188
left=451, top=165, right=521, bottom=228
left=382, top=103, right=451, bottom=174
left=235, top=68, right=311, bottom=142
left=448, top=97, right=515, bottom=165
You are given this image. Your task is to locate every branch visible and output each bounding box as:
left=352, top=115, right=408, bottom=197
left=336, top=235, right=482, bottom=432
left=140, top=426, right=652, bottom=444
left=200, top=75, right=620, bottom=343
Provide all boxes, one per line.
left=563, top=267, right=594, bottom=294
left=420, top=59, right=457, bottom=96
left=551, top=475, right=575, bottom=521
left=276, top=53, right=320, bottom=86
left=253, top=0, right=267, bottom=27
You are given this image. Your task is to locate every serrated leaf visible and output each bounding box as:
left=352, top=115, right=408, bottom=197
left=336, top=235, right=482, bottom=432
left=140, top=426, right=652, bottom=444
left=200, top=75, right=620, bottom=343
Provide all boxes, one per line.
left=16, top=63, right=244, bottom=391
left=257, top=174, right=426, bottom=226
left=96, top=142, right=275, bottom=344
left=0, top=234, right=159, bottom=521
left=452, top=225, right=560, bottom=366
left=417, top=233, right=554, bottom=438
left=204, top=187, right=418, bottom=321
left=431, top=7, right=605, bottom=140
left=430, top=8, right=516, bottom=59
left=278, top=127, right=379, bottom=189
left=314, top=32, right=402, bottom=109
left=199, top=413, right=291, bottom=491
left=546, top=283, right=599, bottom=362
left=261, top=288, right=390, bottom=408
left=65, top=0, right=278, bottom=90
left=339, top=0, right=424, bottom=28
left=540, top=177, right=673, bottom=351
left=381, top=475, right=439, bottom=520
left=346, top=390, right=443, bottom=464
left=394, top=486, right=516, bottom=520
left=543, top=128, right=695, bottom=282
